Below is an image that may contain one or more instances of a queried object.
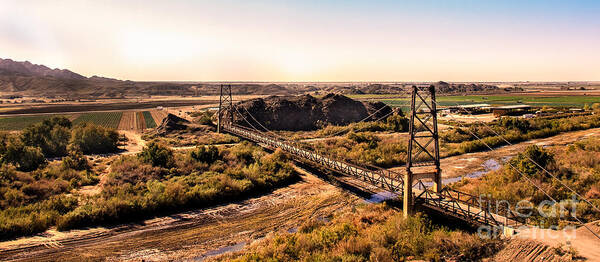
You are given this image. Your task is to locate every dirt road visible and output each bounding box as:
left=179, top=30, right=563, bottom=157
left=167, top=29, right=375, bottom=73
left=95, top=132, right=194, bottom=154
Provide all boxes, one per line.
left=0, top=168, right=359, bottom=261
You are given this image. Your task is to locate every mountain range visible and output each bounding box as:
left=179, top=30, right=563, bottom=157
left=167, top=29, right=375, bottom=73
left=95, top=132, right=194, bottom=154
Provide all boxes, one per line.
left=0, top=58, right=501, bottom=98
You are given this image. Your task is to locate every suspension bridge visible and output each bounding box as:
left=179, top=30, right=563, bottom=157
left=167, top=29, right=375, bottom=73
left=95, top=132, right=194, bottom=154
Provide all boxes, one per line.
left=215, top=84, right=529, bottom=234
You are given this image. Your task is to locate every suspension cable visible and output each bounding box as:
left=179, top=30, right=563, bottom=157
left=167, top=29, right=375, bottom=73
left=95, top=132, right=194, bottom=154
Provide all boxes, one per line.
left=231, top=97, right=408, bottom=177
left=429, top=98, right=600, bottom=215
left=319, top=98, right=410, bottom=139
left=430, top=98, right=600, bottom=240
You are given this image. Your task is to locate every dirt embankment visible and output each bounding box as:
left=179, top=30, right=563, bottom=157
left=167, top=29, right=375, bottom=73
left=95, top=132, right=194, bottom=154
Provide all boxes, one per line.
left=230, top=93, right=393, bottom=131
left=494, top=238, right=582, bottom=261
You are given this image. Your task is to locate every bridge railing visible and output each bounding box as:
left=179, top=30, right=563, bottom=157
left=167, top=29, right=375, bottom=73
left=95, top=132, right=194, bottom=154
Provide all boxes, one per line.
left=415, top=181, right=527, bottom=228
left=224, top=123, right=528, bottom=229
left=224, top=123, right=405, bottom=193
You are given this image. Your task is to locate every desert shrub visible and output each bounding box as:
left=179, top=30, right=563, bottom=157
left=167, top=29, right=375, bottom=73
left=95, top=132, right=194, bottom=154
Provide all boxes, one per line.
left=0, top=194, right=77, bottom=240
left=138, top=141, right=175, bottom=168
left=499, top=117, right=530, bottom=132
left=385, top=114, right=409, bottom=132
left=192, top=110, right=214, bottom=125
left=20, top=116, right=71, bottom=157
left=2, top=139, right=46, bottom=171
left=107, top=156, right=166, bottom=188
left=57, top=143, right=295, bottom=231
left=0, top=132, right=12, bottom=156
left=227, top=141, right=260, bottom=165
left=347, top=132, right=379, bottom=149
left=190, top=145, right=219, bottom=164
left=458, top=141, right=600, bottom=224
left=508, top=145, right=555, bottom=180
left=70, top=123, right=119, bottom=154
left=61, top=145, right=90, bottom=171
left=216, top=205, right=502, bottom=261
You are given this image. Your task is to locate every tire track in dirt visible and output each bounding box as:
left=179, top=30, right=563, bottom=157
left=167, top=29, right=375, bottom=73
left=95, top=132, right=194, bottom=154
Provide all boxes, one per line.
left=0, top=169, right=360, bottom=261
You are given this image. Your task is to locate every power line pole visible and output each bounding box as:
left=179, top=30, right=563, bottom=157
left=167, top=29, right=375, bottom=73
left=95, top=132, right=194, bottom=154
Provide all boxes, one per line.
left=404, top=85, right=441, bottom=217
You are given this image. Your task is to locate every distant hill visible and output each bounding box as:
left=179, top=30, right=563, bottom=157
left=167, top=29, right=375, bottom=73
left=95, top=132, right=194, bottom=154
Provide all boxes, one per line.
left=0, top=58, right=503, bottom=98
left=0, top=58, right=86, bottom=80
left=0, top=58, right=303, bottom=97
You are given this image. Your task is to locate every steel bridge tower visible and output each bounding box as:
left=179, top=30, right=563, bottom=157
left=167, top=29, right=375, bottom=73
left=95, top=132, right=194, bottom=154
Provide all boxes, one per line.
left=404, top=85, right=442, bottom=217
left=217, top=84, right=233, bottom=133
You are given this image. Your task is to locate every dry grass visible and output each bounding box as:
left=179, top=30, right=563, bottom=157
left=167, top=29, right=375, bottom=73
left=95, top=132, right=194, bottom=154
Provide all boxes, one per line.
left=213, top=204, right=502, bottom=261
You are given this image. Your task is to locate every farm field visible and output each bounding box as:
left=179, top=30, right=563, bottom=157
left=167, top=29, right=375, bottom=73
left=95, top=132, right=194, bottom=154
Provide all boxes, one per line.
left=0, top=114, right=70, bottom=131
left=0, top=99, right=215, bottom=115
left=142, top=111, right=157, bottom=128
left=72, top=112, right=123, bottom=129
left=149, top=110, right=168, bottom=125
left=135, top=111, right=146, bottom=130
left=0, top=110, right=174, bottom=132
left=355, top=94, right=600, bottom=109
left=118, top=111, right=136, bottom=130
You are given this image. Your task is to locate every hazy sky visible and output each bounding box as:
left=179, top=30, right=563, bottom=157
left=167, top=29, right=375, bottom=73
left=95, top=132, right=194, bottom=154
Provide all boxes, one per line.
left=1, top=0, right=599, bottom=81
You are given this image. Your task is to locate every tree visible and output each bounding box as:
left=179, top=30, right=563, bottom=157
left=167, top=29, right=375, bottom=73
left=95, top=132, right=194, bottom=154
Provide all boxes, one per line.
left=593, top=103, right=600, bottom=112
left=584, top=103, right=591, bottom=111
left=138, top=141, right=174, bottom=168
left=2, top=139, right=46, bottom=171
left=70, top=123, right=119, bottom=154
left=509, top=145, right=554, bottom=181
left=21, top=116, right=72, bottom=157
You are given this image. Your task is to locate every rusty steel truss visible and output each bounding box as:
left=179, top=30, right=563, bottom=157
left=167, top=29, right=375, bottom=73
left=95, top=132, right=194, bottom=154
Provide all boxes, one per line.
left=217, top=84, right=233, bottom=133
left=404, top=85, right=442, bottom=216
left=224, top=123, right=406, bottom=192
left=217, top=84, right=521, bottom=231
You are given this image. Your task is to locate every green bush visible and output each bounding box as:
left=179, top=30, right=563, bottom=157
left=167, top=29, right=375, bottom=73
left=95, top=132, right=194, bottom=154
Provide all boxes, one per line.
left=56, top=144, right=296, bottom=232
left=138, top=141, right=175, bottom=168
left=2, top=139, right=46, bottom=171
left=508, top=145, right=555, bottom=180
left=190, top=145, right=219, bottom=164
left=61, top=145, right=90, bottom=171
left=386, top=114, right=409, bottom=132
left=20, top=116, right=71, bottom=157
left=70, top=123, right=119, bottom=154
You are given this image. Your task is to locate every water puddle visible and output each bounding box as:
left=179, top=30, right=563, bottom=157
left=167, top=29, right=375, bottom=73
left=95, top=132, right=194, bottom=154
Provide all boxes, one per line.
left=194, top=242, right=246, bottom=261
left=415, top=158, right=501, bottom=190
left=364, top=191, right=398, bottom=203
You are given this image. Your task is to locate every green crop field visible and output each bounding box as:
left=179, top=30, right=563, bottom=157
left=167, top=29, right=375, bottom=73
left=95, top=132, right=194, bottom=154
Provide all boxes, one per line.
left=73, top=112, right=123, bottom=129
left=142, top=111, right=157, bottom=128
left=352, top=95, right=600, bottom=109
left=0, top=115, right=62, bottom=131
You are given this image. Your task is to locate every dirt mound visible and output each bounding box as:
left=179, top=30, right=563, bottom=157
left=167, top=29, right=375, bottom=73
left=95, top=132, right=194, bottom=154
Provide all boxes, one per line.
left=231, top=93, right=393, bottom=131
left=494, top=238, right=580, bottom=261
left=156, top=114, right=190, bottom=134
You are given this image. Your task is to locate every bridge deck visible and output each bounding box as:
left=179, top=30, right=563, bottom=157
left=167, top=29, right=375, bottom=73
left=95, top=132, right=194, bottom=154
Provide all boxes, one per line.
left=223, top=124, right=525, bottom=231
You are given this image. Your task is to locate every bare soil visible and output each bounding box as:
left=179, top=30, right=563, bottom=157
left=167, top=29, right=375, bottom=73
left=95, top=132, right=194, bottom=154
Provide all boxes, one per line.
left=0, top=167, right=359, bottom=261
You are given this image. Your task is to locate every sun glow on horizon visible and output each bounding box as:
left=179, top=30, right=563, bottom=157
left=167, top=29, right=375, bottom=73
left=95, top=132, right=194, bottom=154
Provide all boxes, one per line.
left=1, top=0, right=599, bottom=82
